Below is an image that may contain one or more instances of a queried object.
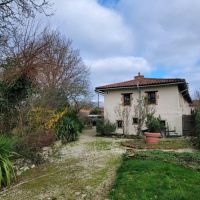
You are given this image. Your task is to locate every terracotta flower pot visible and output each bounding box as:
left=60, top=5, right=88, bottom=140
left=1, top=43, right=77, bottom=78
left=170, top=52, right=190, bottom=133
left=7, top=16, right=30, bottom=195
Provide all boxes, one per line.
left=144, top=132, right=161, bottom=144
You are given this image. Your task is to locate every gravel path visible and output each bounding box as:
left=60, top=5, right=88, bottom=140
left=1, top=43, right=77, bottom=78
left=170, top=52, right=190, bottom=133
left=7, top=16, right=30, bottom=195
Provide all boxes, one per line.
left=0, top=128, right=127, bottom=200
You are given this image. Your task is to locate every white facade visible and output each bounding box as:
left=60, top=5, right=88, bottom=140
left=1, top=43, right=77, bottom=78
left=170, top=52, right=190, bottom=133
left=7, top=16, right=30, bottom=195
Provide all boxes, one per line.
left=103, top=84, right=192, bottom=135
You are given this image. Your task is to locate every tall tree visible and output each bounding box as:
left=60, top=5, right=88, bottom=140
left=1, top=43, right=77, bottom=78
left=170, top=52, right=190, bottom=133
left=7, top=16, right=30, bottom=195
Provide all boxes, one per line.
left=1, top=24, right=90, bottom=132
left=1, top=24, right=90, bottom=109
left=36, top=30, right=90, bottom=108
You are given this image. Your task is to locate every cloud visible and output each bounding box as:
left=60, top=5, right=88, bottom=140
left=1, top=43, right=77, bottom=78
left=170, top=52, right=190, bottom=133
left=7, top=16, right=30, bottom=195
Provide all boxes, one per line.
left=49, top=0, right=200, bottom=96
left=51, top=0, right=134, bottom=58
left=116, top=0, right=200, bottom=93
left=86, top=56, right=151, bottom=87
left=117, top=0, right=200, bottom=65
left=164, top=64, right=200, bottom=95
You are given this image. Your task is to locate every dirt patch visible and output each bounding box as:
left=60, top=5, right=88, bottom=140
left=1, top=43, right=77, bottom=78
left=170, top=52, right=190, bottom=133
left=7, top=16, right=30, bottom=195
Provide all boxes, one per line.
left=122, top=138, right=195, bottom=151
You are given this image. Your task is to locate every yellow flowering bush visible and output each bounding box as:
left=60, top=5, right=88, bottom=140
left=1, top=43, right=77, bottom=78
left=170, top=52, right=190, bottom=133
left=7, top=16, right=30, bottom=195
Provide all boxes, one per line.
left=28, top=107, right=54, bottom=130
left=45, top=107, right=68, bottom=129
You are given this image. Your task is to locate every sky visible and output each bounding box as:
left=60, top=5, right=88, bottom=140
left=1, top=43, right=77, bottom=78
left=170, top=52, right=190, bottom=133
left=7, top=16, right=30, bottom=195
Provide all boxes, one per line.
left=48, top=0, right=200, bottom=99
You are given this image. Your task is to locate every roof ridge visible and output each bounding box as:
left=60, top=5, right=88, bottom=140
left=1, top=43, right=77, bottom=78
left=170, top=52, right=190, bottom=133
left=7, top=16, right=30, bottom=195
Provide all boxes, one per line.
left=143, top=77, right=184, bottom=80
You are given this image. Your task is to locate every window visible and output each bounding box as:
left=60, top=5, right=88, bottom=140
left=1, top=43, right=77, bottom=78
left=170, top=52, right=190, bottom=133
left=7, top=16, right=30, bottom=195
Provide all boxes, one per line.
left=117, top=120, right=123, bottom=128
left=133, top=118, right=139, bottom=124
left=123, top=93, right=131, bottom=106
left=146, top=91, right=157, bottom=104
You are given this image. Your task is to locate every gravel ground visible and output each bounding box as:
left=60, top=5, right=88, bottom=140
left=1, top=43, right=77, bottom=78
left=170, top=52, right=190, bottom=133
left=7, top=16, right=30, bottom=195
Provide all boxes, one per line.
left=0, top=128, right=127, bottom=200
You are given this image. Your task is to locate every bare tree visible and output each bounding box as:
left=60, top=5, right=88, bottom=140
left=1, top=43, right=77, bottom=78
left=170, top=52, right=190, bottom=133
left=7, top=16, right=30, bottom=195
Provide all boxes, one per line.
left=115, top=104, right=131, bottom=135
left=0, top=23, right=90, bottom=133
left=35, top=30, right=90, bottom=107
left=1, top=23, right=90, bottom=109
left=134, top=96, right=155, bottom=136
left=0, top=0, right=52, bottom=40
left=194, top=90, right=200, bottom=109
left=0, top=22, right=52, bottom=83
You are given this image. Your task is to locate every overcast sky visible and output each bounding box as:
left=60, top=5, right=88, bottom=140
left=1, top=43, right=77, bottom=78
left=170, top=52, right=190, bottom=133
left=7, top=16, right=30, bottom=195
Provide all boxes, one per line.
left=48, top=0, right=200, bottom=98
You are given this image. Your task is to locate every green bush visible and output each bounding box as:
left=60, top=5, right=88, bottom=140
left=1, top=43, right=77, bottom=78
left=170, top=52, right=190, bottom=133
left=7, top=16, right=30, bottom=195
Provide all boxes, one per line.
left=145, top=114, right=163, bottom=133
left=0, top=75, right=33, bottom=133
left=195, top=108, right=200, bottom=148
left=55, top=110, right=83, bottom=142
left=0, top=135, right=16, bottom=187
left=96, top=119, right=116, bottom=136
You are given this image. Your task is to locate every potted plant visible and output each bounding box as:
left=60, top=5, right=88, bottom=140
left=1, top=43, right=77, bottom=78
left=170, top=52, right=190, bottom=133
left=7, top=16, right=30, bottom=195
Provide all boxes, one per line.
left=144, top=114, right=162, bottom=144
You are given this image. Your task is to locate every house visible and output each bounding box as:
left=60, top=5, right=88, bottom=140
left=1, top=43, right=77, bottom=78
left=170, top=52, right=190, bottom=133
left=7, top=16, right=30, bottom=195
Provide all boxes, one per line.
left=79, top=108, right=92, bottom=117
left=95, top=73, right=193, bottom=136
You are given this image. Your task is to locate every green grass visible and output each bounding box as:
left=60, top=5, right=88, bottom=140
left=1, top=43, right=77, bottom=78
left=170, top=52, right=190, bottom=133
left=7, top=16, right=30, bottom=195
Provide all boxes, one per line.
left=110, top=152, right=200, bottom=200
left=86, top=139, right=112, bottom=150
left=133, top=151, right=200, bottom=170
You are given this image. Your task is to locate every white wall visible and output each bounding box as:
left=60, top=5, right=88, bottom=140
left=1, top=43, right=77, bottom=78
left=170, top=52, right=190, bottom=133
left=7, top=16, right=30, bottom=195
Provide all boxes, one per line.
left=103, top=85, right=191, bottom=135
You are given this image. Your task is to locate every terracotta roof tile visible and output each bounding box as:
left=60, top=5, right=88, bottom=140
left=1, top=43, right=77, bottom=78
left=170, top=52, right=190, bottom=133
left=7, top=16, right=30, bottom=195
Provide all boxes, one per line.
left=95, top=73, right=192, bottom=103
left=96, top=75, right=185, bottom=90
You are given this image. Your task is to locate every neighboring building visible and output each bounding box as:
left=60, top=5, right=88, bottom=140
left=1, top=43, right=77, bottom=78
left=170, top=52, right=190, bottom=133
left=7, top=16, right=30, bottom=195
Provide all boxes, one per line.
left=79, top=108, right=92, bottom=117
left=79, top=108, right=103, bottom=126
left=95, top=73, right=193, bottom=136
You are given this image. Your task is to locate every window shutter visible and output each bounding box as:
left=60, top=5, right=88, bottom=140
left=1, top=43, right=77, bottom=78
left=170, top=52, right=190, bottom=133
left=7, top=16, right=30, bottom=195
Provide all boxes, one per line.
left=130, top=94, right=133, bottom=105
left=156, top=92, right=159, bottom=105
left=144, top=93, right=148, bottom=105
left=121, top=95, right=124, bottom=105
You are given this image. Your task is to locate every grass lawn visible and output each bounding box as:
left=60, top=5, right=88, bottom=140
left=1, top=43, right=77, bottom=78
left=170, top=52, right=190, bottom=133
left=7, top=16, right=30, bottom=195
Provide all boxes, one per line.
left=110, top=151, right=200, bottom=200
left=86, top=139, right=112, bottom=150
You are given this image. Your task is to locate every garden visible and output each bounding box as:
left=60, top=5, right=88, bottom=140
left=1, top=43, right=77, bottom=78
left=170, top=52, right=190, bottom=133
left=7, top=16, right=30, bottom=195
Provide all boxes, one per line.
left=1, top=112, right=200, bottom=199
left=0, top=21, right=90, bottom=189
left=94, top=108, right=200, bottom=200
left=1, top=0, right=200, bottom=199
left=109, top=109, right=200, bottom=200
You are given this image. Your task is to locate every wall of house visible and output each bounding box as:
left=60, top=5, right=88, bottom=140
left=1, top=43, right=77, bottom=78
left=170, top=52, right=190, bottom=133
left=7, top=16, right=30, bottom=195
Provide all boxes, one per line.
left=178, top=92, right=192, bottom=115
left=103, top=84, right=191, bottom=135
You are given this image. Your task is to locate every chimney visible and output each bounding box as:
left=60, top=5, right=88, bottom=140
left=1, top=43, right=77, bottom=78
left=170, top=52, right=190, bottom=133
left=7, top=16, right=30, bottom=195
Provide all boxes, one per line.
left=134, top=72, right=144, bottom=80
